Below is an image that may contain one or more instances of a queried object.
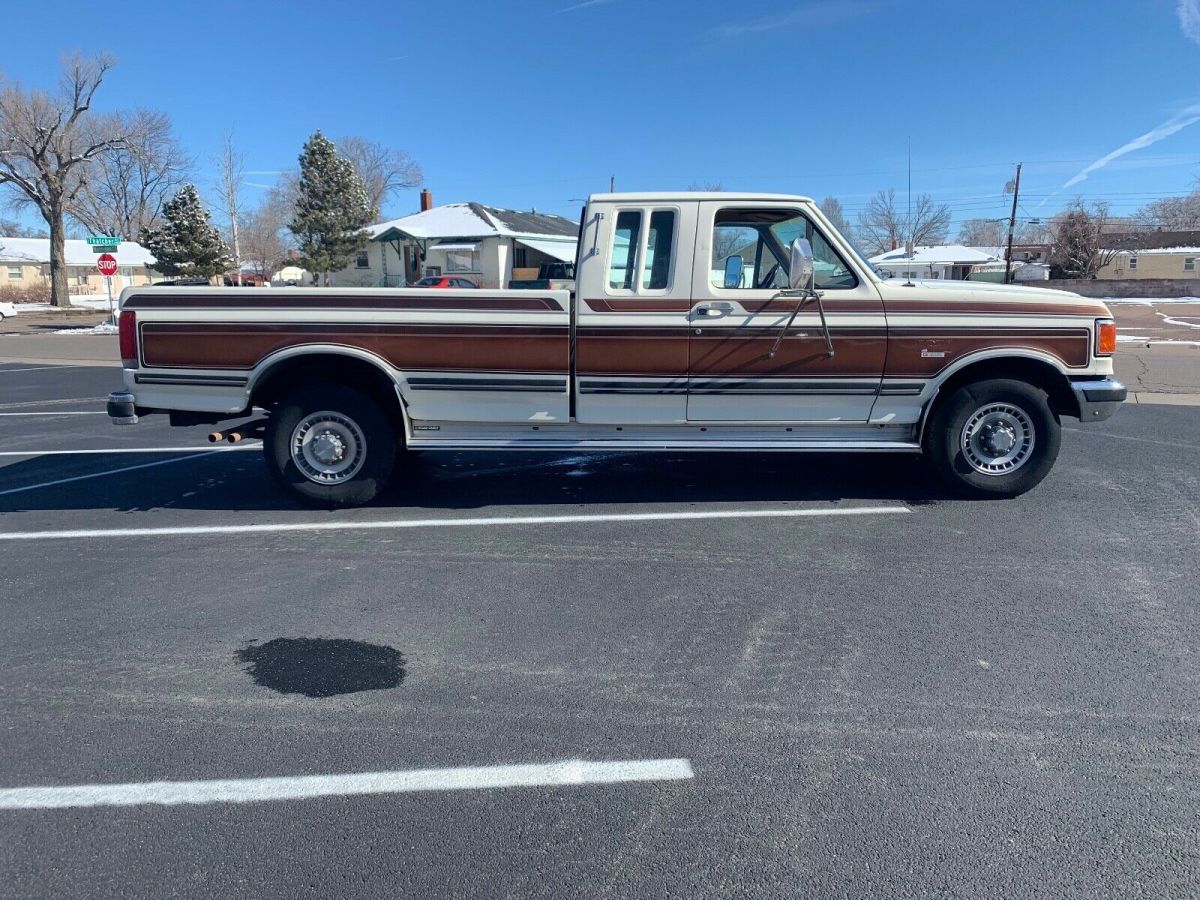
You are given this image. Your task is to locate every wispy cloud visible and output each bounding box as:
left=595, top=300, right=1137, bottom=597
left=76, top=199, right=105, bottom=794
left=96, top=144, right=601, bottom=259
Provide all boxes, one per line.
left=1061, top=102, right=1200, bottom=190
left=1180, top=0, right=1200, bottom=45
left=243, top=170, right=283, bottom=176
left=558, top=0, right=614, bottom=12
left=712, top=0, right=875, bottom=38
left=244, top=182, right=275, bottom=190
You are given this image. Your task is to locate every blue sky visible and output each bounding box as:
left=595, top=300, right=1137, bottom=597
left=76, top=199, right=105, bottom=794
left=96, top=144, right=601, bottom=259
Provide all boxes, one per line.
left=5, top=0, right=1200, bottom=232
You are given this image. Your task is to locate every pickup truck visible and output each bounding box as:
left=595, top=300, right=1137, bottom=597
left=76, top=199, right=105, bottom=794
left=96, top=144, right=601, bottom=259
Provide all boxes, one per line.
left=107, top=191, right=1125, bottom=507
left=507, top=261, right=575, bottom=292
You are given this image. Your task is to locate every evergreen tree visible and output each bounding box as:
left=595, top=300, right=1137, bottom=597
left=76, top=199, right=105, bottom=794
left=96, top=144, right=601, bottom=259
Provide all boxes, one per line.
left=140, top=184, right=230, bottom=278
left=289, top=131, right=372, bottom=282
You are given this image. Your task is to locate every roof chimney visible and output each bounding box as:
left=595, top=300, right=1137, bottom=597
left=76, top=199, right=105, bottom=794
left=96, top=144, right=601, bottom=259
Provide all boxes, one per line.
left=420, top=189, right=433, bottom=212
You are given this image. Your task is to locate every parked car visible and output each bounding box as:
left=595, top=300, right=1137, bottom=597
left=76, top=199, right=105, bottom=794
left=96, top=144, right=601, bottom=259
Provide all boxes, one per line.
left=153, top=278, right=212, bottom=287
left=411, top=276, right=478, bottom=289
left=0, top=301, right=18, bottom=320
left=108, top=190, right=1125, bottom=507
left=509, top=262, right=575, bottom=292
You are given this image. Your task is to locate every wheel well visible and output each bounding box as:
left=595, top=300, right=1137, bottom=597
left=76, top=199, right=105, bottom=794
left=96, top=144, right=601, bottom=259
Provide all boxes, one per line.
left=250, top=353, right=405, bottom=423
left=929, top=357, right=1079, bottom=420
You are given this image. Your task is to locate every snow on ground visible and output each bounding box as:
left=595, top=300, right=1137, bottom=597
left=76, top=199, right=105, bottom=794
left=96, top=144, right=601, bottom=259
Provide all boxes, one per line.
left=17, top=295, right=118, bottom=313
left=52, top=322, right=118, bottom=335
left=1116, top=334, right=1200, bottom=347
left=1103, top=297, right=1200, bottom=304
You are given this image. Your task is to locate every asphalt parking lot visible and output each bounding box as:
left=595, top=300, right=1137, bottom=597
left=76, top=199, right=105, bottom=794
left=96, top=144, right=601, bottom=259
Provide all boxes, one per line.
left=1, top=363, right=1198, bottom=898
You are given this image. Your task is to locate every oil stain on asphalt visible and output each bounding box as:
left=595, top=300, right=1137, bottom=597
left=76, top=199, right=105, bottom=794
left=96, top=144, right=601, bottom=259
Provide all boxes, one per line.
left=237, top=638, right=406, bottom=698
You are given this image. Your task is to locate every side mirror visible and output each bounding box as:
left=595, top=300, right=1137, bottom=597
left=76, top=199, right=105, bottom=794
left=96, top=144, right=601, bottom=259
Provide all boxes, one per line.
left=789, top=238, right=814, bottom=291
left=722, top=255, right=744, bottom=289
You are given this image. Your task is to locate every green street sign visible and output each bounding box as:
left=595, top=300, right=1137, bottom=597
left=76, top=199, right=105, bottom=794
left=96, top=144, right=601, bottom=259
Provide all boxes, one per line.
left=87, top=235, right=120, bottom=245
left=91, top=244, right=119, bottom=254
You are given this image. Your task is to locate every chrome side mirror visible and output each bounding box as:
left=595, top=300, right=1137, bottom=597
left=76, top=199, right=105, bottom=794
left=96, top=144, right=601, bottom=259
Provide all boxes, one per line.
left=723, top=254, right=744, bottom=289
left=789, top=238, right=814, bottom=291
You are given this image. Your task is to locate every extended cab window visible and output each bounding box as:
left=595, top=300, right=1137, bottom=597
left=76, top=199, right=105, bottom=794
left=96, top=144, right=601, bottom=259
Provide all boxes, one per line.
left=711, top=208, right=857, bottom=290
left=609, top=209, right=676, bottom=292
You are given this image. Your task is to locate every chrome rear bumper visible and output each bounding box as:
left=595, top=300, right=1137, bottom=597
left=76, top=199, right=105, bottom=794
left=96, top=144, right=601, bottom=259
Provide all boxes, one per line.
left=1071, top=378, right=1126, bottom=422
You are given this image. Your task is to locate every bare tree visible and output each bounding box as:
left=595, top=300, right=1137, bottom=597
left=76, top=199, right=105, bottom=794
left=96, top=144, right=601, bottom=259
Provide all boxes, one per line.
left=1132, top=189, right=1200, bottom=230
left=214, top=132, right=244, bottom=284
left=818, top=196, right=851, bottom=236
left=856, top=189, right=951, bottom=255
left=687, top=181, right=724, bottom=191
left=0, top=217, right=47, bottom=237
left=66, top=110, right=190, bottom=240
left=240, top=191, right=289, bottom=281
left=1049, top=200, right=1119, bottom=278
left=336, top=136, right=422, bottom=219
left=0, top=52, right=147, bottom=306
left=957, top=218, right=1007, bottom=247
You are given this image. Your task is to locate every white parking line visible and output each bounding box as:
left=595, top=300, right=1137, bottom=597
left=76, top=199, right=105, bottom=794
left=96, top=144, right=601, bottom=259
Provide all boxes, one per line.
left=0, top=505, right=909, bottom=541
left=0, top=411, right=107, bottom=417
left=0, top=365, right=72, bottom=374
left=0, top=445, right=259, bottom=457
left=0, top=449, right=240, bottom=497
left=0, top=758, right=695, bottom=810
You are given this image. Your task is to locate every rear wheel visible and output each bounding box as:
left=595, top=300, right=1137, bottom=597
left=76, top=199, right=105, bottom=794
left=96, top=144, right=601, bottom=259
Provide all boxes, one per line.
left=925, top=378, right=1060, bottom=498
left=265, top=385, right=397, bottom=508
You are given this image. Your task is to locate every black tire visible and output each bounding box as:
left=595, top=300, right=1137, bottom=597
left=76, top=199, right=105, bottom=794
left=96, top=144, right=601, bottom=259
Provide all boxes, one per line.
left=924, top=378, right=1061, bottom=498
left=264, top=384, right=397, bottom=508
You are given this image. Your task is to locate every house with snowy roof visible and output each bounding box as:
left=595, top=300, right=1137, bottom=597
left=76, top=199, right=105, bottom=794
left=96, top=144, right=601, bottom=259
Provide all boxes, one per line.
left=869, top=245, right=1002, bottom=281
left=331, top=190, right=579, bottom=288
left=0, top=236, right=157, bottom=296
left=1097, top=230, right=1200, bottom=280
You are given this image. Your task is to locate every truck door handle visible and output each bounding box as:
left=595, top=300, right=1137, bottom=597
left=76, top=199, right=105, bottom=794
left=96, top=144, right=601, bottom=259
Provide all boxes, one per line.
left=694, top=302, right=734, bottom=318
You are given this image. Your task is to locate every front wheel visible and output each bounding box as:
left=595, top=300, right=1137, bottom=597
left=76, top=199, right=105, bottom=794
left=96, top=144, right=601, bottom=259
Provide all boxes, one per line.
left=925, top=378, right=1061, bottom=498
left=264, top=385, right=397, bottom=508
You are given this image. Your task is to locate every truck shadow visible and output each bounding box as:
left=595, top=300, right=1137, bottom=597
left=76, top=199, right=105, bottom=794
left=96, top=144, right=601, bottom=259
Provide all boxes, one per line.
left=0, top=448, right=947, bottom=514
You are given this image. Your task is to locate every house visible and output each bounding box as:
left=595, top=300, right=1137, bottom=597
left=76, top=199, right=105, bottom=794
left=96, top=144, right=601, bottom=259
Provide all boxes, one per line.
left=869, top=245, right=1001, bottom=281
left=0, top=237, right=156, bottom=295
left=332, top=190, right=578, bottom=288
left=1098, top=230, right=1200, bottom=280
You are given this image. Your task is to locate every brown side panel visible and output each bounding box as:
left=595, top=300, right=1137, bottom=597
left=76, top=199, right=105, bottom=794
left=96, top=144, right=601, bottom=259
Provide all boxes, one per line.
left=140, top=323, right=568, bottom=373
left=885, top=328, right=1091, bottom=377
left=689, top=328, right=887, bottom=378
left=575, top=327, right=689, bottom=377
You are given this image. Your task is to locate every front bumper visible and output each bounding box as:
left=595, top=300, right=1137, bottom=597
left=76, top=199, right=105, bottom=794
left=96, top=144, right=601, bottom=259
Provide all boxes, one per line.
left=1071, top=378, right=1126, bottom=422
left=107, top=390, right=139, bottom=425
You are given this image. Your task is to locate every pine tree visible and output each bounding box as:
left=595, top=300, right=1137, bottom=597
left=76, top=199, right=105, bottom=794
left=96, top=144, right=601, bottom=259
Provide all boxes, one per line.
left=140, top=184, right=230, bottom=278
left=289, top=132, right=372, bottom=283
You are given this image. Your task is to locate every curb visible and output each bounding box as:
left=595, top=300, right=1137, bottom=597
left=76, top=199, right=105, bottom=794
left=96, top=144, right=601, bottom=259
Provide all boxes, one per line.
left=1129, top=392, right=1200, bottom=407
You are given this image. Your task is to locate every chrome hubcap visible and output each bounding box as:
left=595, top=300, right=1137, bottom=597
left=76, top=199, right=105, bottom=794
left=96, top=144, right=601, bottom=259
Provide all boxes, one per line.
left=961, top=403, right=1035, bottom=475
left=291, top=411, right=367, bottom=485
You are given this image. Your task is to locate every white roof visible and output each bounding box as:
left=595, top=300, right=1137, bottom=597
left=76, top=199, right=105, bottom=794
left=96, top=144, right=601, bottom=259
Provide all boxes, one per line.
left=368, top=203, right=577, bottom=242
left=0, top=237, right=155, bottom=266
left=1107, top=246, right=1200, bottom=255
left=590, top=191, right=815, bottom=203
left=516, top=238, right=575, bottom=262
left=870, top=245, right=1001, bottom=266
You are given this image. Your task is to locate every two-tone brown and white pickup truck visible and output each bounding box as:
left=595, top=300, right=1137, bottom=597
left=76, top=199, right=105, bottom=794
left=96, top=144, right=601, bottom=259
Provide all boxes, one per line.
left=107, top=191, right=1125, bottom=506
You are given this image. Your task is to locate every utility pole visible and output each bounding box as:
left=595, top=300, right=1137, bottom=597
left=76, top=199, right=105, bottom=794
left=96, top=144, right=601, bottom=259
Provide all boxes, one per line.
left=609, top=175, right=615, bottom=193
left=1004, top=162, right=1023, bottom=284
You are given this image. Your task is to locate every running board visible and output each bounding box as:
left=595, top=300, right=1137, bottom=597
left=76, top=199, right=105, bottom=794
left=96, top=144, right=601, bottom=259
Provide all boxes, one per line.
left=405, top=421, right=921, bottom=452
left=406, top=437, right=922, bottom=452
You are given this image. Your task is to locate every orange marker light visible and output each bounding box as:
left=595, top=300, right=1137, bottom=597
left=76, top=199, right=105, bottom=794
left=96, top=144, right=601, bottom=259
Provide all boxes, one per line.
left=1095, top=319, right=1117, bottom=356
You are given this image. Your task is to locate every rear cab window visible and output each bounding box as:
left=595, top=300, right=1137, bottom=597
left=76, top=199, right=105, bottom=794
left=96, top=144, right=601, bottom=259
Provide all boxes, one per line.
left=607, top=207, right=678, bottom=294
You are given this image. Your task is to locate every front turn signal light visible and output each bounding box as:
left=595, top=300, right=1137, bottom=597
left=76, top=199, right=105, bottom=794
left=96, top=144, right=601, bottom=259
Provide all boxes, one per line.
left=1095, top=319, right=1117, bottom=356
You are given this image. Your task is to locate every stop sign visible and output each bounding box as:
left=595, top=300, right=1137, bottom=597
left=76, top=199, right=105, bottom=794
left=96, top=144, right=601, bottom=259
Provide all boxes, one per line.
left=96, top=253, right=118, bottom=277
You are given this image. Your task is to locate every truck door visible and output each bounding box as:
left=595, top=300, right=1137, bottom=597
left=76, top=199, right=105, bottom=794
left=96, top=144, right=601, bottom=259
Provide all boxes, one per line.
left=687, top=202, right=887, bottom=422
left=574, top=200, right=698, bottom=424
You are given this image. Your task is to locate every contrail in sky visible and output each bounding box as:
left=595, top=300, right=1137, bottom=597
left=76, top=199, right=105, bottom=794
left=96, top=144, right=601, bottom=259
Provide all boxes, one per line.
left=1180, top=0, right=1200, bottom=45
left=1056, top=102, right=1200, bottom=193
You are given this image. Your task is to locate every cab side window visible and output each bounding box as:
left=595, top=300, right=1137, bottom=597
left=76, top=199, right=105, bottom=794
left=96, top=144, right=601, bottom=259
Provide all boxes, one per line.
left=711, top=208, right=858, bottom=290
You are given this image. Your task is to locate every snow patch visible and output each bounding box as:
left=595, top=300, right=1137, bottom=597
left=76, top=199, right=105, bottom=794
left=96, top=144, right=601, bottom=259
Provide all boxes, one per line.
left=53, top=323, right=118, bottom=335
